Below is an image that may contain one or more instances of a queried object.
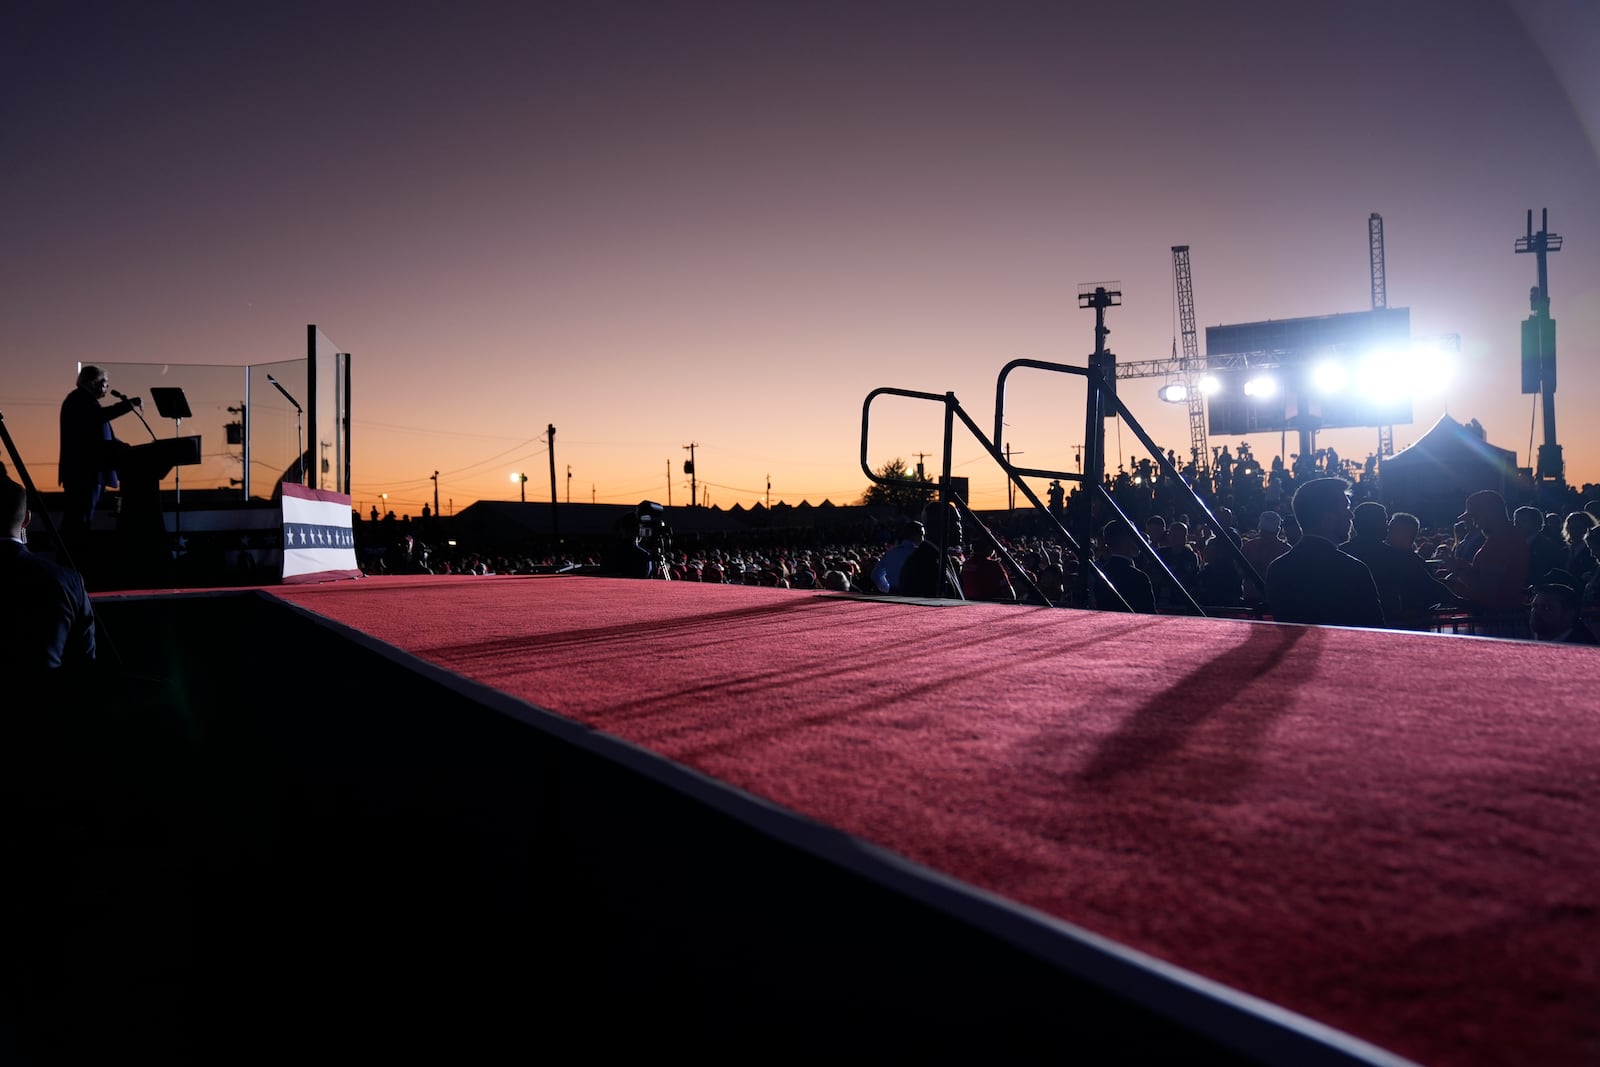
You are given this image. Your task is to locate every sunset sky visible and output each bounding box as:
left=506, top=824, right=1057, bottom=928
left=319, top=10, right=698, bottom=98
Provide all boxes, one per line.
left=4, top=1, right=1597, bottom=517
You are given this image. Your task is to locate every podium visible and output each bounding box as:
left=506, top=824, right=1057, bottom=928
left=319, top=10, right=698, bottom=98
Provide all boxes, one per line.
left=117, top=435, right=202, bottom=512
left=116, top=434, right=202, bottom=584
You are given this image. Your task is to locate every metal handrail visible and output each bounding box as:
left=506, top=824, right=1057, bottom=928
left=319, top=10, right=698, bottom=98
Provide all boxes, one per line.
left=992, top=358, right=1094, bottom=483
left=990, top=357, right=1265, bottom=609
left=864, top=350, right=1273, bottom=616
left=860, top=386, right=1131, bottom=610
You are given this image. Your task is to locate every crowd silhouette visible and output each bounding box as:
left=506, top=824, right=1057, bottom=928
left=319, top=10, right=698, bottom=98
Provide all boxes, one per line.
left=19, top=424, right=1597, bottom=645
left=345, top=454, right=1600, bottom=645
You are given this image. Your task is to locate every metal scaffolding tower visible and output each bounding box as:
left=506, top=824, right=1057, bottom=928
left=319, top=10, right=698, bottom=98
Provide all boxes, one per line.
left=1371, top=214, right=1394, bottom=455
left=1369, top=213, right=1387, bottom=311
left=1171, top=246, right=1208, bottom=471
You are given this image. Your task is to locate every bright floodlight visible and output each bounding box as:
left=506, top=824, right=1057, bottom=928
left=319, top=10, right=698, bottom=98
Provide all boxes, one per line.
left=1407, top=340, right=1454, bottom=395
left=1198, top=374, right=1222, bottom=397
left=1311, top=360, right=1348, bottom=395
left=1355, top=353, right=1407, bottom=403
left=1243, top=375, right=1278, bottom=399
left=1353, top=341, right=1457, bottom=402
left=1158, top=383, right=1188, bottom=403
left=510, top=471, right=522, bottom=483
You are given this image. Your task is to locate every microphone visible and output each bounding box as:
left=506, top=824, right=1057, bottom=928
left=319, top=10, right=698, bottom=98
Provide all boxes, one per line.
left=111, top=389, right=129, bottom=401
left=265, top=372, right=302, bottom=412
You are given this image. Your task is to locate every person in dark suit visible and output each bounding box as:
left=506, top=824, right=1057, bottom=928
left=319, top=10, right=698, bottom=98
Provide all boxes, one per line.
left=899, top=501, right=964, bottom=598
left=1518, top=506, right=1568, bottom=586
left=1528, top=583, right=1599, bottom=645
left=58, top=365, right=141, bottom=539
left=0, top=474, right=96, bottom=670
left=1342, top=501, right=1452, bottom=627
left=1095, top=518, right=1157, bottom=613
left=1266, top=477, right=1383, bottom=628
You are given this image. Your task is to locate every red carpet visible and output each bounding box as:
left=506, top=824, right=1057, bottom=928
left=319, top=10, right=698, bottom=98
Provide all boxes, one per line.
left=272, top=574, right=1600, bottom=1066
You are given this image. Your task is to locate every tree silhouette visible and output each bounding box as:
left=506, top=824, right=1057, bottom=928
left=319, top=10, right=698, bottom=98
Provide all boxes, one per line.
left=861, top=457, right=936, bottom=513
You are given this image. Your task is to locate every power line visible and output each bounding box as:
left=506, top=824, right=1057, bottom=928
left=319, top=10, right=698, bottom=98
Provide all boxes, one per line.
left=436, top=438, right=547, bottom=479
left=596, top=483, right=669, bottom=501
left=365, top=438, right=548, bottom=494
left=696, top=479, right=774, bottom=497
left=353, top=419, right=536, bottom=442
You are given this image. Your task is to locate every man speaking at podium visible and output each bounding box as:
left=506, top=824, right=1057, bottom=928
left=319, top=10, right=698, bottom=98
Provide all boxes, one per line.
left=58, top=364, right=141, bottom=544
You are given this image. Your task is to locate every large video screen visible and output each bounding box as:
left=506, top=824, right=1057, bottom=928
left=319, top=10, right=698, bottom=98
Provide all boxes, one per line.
left=1204, top=308, right=1415, bottom=435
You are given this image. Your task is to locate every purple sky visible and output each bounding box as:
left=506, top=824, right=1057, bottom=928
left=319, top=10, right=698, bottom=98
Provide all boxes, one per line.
left=4, top=1, right=1597, bottom=515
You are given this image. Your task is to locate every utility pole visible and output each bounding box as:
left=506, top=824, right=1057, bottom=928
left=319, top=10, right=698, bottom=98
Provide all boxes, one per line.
left=566, top=464, right=572, bottom=504
left=547, top=424, right=559, bottom=539
left=1005, top=443, right=1024, bottom=511
left=682, top=442, right=698, bottom=507
left=766, top=474, right=771, bottom=510
left=1516, top=208, right=1564, bottom=485
left=912, top=452, right=931, bottom=480
left=430, top=470, right=439, bottom=518
left=666, top=460, right=672, bottom=507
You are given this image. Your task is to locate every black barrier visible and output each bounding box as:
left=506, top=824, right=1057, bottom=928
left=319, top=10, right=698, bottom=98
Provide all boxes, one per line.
left=43, top=592, right=1394, bottom=1066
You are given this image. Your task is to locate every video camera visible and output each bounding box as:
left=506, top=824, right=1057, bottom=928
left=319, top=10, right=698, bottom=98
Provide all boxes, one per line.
left=609, top=500, right=674, bottom=578
left=635, top=500, right=672, bottom=559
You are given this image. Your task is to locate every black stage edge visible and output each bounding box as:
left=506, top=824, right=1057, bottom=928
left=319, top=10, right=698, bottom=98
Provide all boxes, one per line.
left=4, top=592, right=1410, bottom=1066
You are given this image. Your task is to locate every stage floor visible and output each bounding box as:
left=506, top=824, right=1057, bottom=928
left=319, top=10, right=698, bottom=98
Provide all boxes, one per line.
left=251, top=573, right=1599, bottom=1066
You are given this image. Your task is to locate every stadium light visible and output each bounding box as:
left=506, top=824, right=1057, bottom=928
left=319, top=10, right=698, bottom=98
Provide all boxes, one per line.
left=1355, top=353, right=1406, bottom=404
left=1157, top=383, right=1188, bottom=403
left=1198, top=374, right=1222, bottom=397
left=1352, top=340, right=1457, bottom=403
left=1243, top=375, right=1278, bottom=399
left=1407, top=340, right=1454, bottom=395
left=1311, top=360, right=1348, bottom=395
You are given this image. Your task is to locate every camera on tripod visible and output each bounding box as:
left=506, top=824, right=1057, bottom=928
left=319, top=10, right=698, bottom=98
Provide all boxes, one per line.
left=635, top=500, right=672, bottom=562
left=608, top=500, right=674, bottom=578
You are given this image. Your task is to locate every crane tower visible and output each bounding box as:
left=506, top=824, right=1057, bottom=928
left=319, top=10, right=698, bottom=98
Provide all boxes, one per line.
left=1172, top=246, right=1208, bottom=469
left=1369, top=213, right=1386, bottom=310
left=1371, top=214, right=1394, bottom=455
